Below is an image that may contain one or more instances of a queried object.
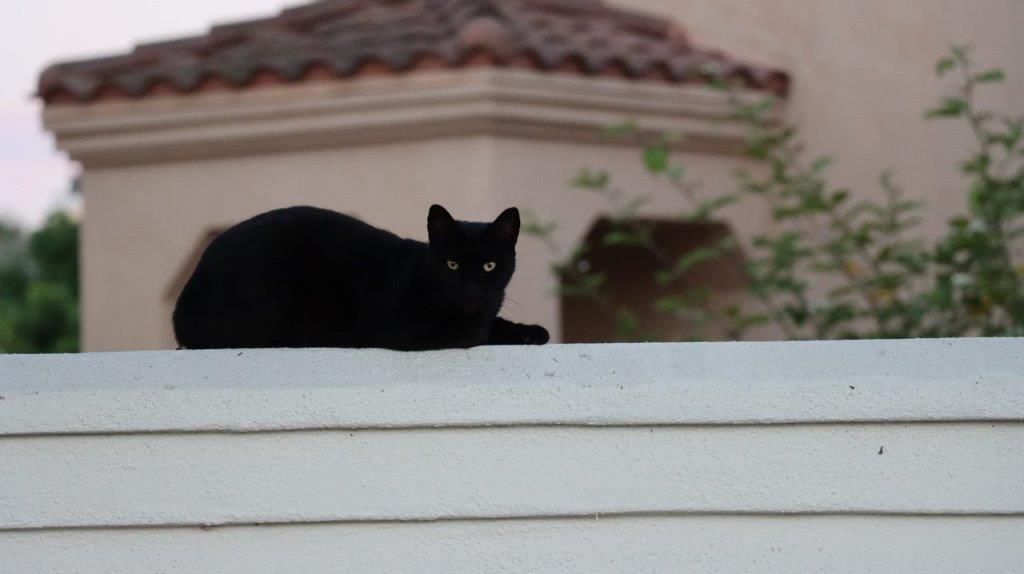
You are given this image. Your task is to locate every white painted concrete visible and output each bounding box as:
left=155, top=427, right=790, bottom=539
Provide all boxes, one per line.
left=1, top=339, right=1023, bottom=572
left=5, top=517, right=1024, bottom=574
left=3, top=423, right=1022, bottom=530
left=1, top=338, right=1022, bottom=435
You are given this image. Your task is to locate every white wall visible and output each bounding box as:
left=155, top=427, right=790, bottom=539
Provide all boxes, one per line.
left=1, top=338, right=1023, bottom=572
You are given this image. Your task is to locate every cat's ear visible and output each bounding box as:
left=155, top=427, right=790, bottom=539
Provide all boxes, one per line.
left=492, top=207, right=520, bottom=245
left=428, top=204, right=455, bottom=242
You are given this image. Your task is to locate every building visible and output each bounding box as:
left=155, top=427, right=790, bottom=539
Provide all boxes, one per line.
left=39, top=0, right=1024, bottom=351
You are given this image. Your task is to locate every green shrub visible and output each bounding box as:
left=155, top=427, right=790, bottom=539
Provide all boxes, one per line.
left=0, top=212, right=79, bottom=353
left=526, top=46, right=1023, bottom=340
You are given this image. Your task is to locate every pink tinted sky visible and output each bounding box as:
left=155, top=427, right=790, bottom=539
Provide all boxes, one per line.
left=2, top=0, right=293, bottom=227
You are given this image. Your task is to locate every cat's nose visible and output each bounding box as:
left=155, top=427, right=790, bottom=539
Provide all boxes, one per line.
left=463, top=290, right=484, bottom=311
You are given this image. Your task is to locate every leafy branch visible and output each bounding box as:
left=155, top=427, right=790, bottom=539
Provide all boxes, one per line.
left=525, top=46, right=1024, bottom=341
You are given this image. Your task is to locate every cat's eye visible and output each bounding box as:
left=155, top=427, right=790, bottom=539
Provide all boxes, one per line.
left=483, top=262, right=497, bottom=272
left=446, top=260, right=459, bottom=271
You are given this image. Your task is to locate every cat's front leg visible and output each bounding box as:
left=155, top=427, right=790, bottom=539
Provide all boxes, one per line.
left=488, top=317, right=550, bottom=345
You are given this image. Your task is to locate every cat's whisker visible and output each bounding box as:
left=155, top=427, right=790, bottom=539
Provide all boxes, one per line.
left=501, top=297, right=530, bottom=321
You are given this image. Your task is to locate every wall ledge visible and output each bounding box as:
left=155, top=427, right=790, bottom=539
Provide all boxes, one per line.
left=2, top=338, right=1021, bottom=436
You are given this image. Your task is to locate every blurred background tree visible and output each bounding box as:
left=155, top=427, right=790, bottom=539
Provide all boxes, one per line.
left=527, top=47, right=1024, bottom=341
left=0, top=211, right=79, bottom=353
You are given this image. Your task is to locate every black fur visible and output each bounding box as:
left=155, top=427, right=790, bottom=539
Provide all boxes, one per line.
left=173, top=205, right=549, bottom=350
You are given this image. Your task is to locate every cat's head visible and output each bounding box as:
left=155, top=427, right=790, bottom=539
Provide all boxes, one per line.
left=426, top=204, right=519, bottom=315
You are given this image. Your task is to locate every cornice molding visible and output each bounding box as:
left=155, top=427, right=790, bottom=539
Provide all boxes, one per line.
left=44, top=69, right=777, bottom=167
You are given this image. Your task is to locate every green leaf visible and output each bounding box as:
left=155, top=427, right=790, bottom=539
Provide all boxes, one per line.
left=571, top=168, right=610, bottom=190
left=974, top=69, right=1005, bottom=83
left=771, top=205, right=803, bottom=220
left=961, top=153, right=991, bottom=175
left=715, top=236, right=739, bottom=252
left=653, top=296, right=686, bottom=314
left=558, top=272, right=607, bottom=298
left=989, top=118, right=1024, bottom=150
left=656, top=246, right=721, bottom=284
left=601, top=229, right=649, bottom=248
left=521, top=218, right=556, bottom=238
left=820, top=303, right=857, bottom=330
left=784, top=304, right=809, bottom=327
left=706, top=74, right=730, bottom=91
left=935, top=57, right=956, bottom=76
left=730, top=98, right=776, bottom=124
left=615, top=195, right=651, bottom=219
left=680, top=193, right=740, bottom=221
left=643, top=145, right=670, bottom=174
left=925, top=97, right=968, bottom=119
left=521, top=210, right=557, bottom=239
left=604, top=121, right=637, bottom=137
left=614, top=308, right=641, bottom=340
left=951, top=43, right=972, bottom=62
left=810, top=156, right=833, bottom=174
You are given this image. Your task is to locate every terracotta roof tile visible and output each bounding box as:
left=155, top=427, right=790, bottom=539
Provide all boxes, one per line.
left=39, top=0, right=790, bottom=104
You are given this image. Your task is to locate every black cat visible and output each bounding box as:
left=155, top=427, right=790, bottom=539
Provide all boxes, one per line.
left=173, top=205, right=550, bottom=350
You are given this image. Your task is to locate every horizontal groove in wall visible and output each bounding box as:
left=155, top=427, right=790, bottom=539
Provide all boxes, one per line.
left=5, top=509, right=1024, bottom=535
left=1, top=418, right=1021, bottom=440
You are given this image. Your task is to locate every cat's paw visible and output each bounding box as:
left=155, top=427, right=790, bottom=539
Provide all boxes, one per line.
left=519, top=324, right=550, bottom=345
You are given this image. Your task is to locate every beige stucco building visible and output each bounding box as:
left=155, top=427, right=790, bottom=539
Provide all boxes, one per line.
left=40, top=0, right=1024, bottom=351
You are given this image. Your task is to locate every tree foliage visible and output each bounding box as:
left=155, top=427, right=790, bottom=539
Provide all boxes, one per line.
left=526, top=46, right=1024, bottom=340
left=0, top=212, right=79, bottom=353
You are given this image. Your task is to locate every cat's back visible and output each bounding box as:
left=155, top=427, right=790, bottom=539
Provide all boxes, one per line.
left=203, top=205, right=419, bottom=266
left=219, top=205, right=397, bottom=248
left=174, top=206, right=417, bottom=348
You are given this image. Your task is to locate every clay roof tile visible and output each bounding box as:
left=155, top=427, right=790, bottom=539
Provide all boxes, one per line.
left=39, top=0, right=789, bottom=103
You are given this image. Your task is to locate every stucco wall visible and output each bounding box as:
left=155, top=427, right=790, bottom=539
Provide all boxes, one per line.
left=2, top=338, right=1022, bottom=572
left=81, top=136, right=497, bottom=350
left=76, top=105, right=758, bottom=351
left=627, top=0, right=1024, bottom=237
left=43, top=53, right=785, bottom=351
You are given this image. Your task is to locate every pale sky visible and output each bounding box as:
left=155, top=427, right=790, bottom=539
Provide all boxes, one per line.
left=1, top=0, right=295, bottom=227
